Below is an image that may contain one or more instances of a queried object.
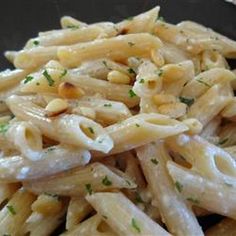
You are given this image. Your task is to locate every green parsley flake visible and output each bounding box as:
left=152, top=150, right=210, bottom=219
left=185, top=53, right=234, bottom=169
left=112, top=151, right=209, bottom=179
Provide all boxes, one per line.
left=179, top=96, right=195, bottom=107
left=175, top=181, right=183, bottom=193
left=102, top=215, right=108, bottom=219
left=224, top=182, right=233, bottom=187
left=33, top=40, right=39, bottom=46
left=135, top=192, right=144, bottom=204
left=156, top=16, right=165, bottom=22
left=85, top=184, right=93, bottom=195
left=186, top=197, right=200, bottom=204
left=0, top=123, right=9, bottom=134
left=151, top=158, right=159, bottom=165
left=131, top=218, right=141, bottom=233
left=67, top=25, right=80, bottom=29
left=24, top=75, right=34, bottom=84
left=128, top=89, right=137, bottom=98
left=135, top=123, right=140, bottom=127
left=156, top=69, right=163, bottom=77
left=125, top=180, right=131, bottom=186
left=46, top=147, right=56, bottom=152
left=196, top=78, right=211, bottom=88
left=36, top=82, right=40, bottom=86
left=6, top=205, right=16, bottom=215
left=88, top=127, right=94, bottom=134
left=218, top=138, right=228, bottom=146
left=44, top=192, right=59, bottom=199
left=128, top=68, right=136, bottom=74
left=126, top=16, right=134, bottom=21
left=60, top=69, right=67, bottom=78
left=102, top=176, right=112, bottom=186
left=104, top=103, right=112, bottom=107
left=139, top=78, right=145, bottom=84
left=43, top=70, right=55, bottom=86
left=128, top=42, right=135, bottom=47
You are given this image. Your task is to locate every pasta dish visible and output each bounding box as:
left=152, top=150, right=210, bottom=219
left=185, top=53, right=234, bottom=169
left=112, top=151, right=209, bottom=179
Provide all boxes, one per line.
left=0, top=5, right=236, bottom=236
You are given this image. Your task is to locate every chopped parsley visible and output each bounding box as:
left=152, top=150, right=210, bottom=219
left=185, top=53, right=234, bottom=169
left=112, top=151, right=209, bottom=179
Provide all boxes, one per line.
left=102, top=215, right=108, bottom=219
left=218, top=138, right=228, bottom=146
left=102, top=60, right=110, bottom=70
left=6, top=205, right=16, bottom=215
left=131, top=218, right=141, bottom=233
left=128, top=42, right=135, bottom=47
left=224, top=182, right=233, bottom=187
left=151, top=158, right=159, bottom=165
left=43, top=70, right=55, bottom=86
left=44, top=192, right=59, bottom=199
left=0, top=123, right=9, bottom=134
left=36, top=82, right=40, bottom=86
left=128, top=68, right=136, bottom=74
left=186, top=197, right=200, bottom=204
left=156, top=69, right=163, bottom=77
left=135, top=192, right=144, bottom=204
left=60, top=69, right=67, bottom=78
left=126, top=16, right=134, bottom=21
left=104, top=103, right=112, bottom=107
left=46, top=147, right=56, bottom=152
left=88, top=127, right=94, bottom=134
left=3, top=234, right=11, bottom=236
left=125, top=180, right=131, bottom=186
left=66, top=25, right=80, bottom=29
left=196, top=78, right=211, bottom=88
left=85, top=184, right=93, bottom=195
left=128, top=89, right=137, bottom=98
left=156, top=16, right=165, bottom=22
left=179, top=96, right=195, bottom=107
left=33, top=40, right=39, bottom=46
left=24, top=75, right=34, bottom=84
left=175, top=181, right=183, bottom=193
left=135, top=123, right=140, bottom=127
left=102, top=176, right=112, bottom=186
left=139, top=78, right=145, bottom=84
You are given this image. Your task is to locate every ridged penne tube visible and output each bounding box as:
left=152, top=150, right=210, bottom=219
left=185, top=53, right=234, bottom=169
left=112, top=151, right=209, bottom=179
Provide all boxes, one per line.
left=162, top=60, right=195, bottom=96
left=181, top=68, right=236, bottom=99
left=167, top=162, right=236, bottom=220
left=205, top=218, right=236, bottom=236
left=0, top=68, right=31, bottom=91
left=6, top=95, right=113, bottom=153
left=66, top=197, right=93, bottom=230
left=102, top=113, right=188, bottom=155
left=221, top=98, right=236, bottom=121
left=23, top=163, right=136, bottom=196
left=177, top=20, right=236, bottom=58
left=62, top=214, right=117, bottom=236
left=0, top=188, right=36, bottom=235
left=25, top=25, right=109, bottom=48
left=71, top=97, right=132, bottom=125
left=155, top=20, right=236, bottom=58
left=201, top=50, right=229, bottom=70
left=166, top=134, right=236, bottom=185
left=218, top=123, right=236, bottom=147
left=60, top=16, right=87, bottom=29
left=20, top=60, right=67, bottom=94
left=137, top=142, right=204, bottom=236
left=0, top=146, right=91, bottom=182
left=14, top=46, right=58, bottom=69
left=116, top=7, right=159, bottom=34
left=6, top=121, right=43, bottom=161
left=58, top=33, right=162, bottom=68
left=133, top=60, right=162, bottom=98
left=187, top=83, right=232, bottom=126
left=23, top=206, right=66, bottom=236
left=71, top=58, right=133, bottom=80
left=65, top=74, right=139, bottom=108
left=86, top=192, right=171, bottom=236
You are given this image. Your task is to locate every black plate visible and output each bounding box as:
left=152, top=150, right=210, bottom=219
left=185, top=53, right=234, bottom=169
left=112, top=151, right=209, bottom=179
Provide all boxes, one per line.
left=0, top=0, right=236, bottom=233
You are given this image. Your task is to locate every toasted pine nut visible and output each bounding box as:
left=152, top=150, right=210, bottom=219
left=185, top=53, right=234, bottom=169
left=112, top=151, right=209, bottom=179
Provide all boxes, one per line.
left=32, top=194, right=62, bottom=216
left=58, top=82, right=85, bottom=99
left=45, top=98, right=68, bottom=117
left=73, top=107, right=96, bottom=120
left=183, top=118, right=203, bottom=135
left=107, top=70, right=131, bottom=84
left=152, top=94, right=176, bottom=106
left=158, top=102, right=187, bottom=119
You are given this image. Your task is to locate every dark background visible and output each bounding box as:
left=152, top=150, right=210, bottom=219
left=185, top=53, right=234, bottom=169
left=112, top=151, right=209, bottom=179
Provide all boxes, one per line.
left=0, top=0, right=236, bottom=70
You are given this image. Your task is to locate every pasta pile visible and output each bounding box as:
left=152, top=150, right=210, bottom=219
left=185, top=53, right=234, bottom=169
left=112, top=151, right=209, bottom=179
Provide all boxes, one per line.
left=1, top=5, right=236, bottom=236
